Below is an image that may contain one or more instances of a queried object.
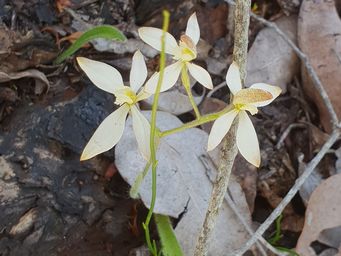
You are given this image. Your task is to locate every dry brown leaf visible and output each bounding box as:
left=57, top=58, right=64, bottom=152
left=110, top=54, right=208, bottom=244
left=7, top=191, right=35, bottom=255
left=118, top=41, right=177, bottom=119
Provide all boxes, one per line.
left=296, top=173, right=341, bottom=256
left=56, top=0, right=72, bottom=13
left=246, top=15, right=299, bottom=93
left=0, top=69, right=50, bottom=94
left=57, top=31, right=90, bottom=48
left=298, top=0, right=341, bottom=132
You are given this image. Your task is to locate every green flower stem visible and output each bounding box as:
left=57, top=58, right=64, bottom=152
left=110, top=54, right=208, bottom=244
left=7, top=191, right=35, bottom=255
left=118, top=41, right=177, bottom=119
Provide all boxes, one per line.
left=143, top=10, right=170, bottom=256
left=129, top=160, right=151, bottom=199
left=181, top=65, right=201, bottom=119
left=160, top=105, right=233, bottom=138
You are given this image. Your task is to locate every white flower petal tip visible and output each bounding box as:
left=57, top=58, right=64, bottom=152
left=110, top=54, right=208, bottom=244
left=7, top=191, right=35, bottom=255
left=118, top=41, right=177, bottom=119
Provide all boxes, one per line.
left=236, top=111, right=261, bottom=168
left=187, top=63, right=213, bottom=90
left=226, top=62, right=242, bottom=95
left=131, top=106, right=151, bottom=160
left=207, top=110, right=238, bottom=151
left=186, top=12, right=200, bottom=45
left=130, top=50, right=147, bottom=92
left=80, top=105, right=130, bottom=161
left=144, top=61, right=183, bottom=93
left=77, top=57, right=124, bottom=94
left=138, top=27, right=179, bottom=55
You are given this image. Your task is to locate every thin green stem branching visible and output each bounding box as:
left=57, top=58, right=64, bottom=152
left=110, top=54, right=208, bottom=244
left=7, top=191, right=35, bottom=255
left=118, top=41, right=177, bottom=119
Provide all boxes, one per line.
left=143, top=10, right=170, bottom=256
left=160, top=105, right=233, bottom=137
left=181, top=65, right=201, bottom=118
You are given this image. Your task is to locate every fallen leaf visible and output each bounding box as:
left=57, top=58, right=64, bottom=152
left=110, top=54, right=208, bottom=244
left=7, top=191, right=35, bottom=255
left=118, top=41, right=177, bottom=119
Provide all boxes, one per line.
left=0, top=69, right=50, bottom=94
left=9, top=208, right=38, bottom=237
left=115, top=111, right=251, bottom=255
left=296, top=173, right=341, bottom=256
left=298, top=0, right=341, bottom=132
left=56, top=0, right=72, bottom=13
left=246, top=15, right=299, bottom=93
left=206, top=56, right=230, bottom=76
left=143, top=89, right=204, bottom=115
left=57, top=31, right=90, bottom=48
left=196, top=4, right=229, bottom=45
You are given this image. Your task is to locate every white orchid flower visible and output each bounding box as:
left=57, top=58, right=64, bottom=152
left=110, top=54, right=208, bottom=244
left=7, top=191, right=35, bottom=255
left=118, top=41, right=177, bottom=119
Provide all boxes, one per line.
left=77, top=50, right=151, bottom=161
left=207, top=62, right=282, bottom=167
left=138, top=13, right=213, bottom=93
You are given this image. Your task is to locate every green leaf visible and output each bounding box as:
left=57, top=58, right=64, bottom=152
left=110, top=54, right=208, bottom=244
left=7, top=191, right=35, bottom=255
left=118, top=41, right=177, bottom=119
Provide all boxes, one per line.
left=54, top=25, right=126, bottom=64
left=275, top=247, right=300, bottom=256
left=155, top=214, right=183, bottom=256
left=268, top=214, right=283, bottom=245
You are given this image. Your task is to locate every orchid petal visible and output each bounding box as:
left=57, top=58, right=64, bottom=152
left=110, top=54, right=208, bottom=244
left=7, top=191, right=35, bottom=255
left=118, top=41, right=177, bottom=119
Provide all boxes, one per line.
left=145, top=61, right=183, bottom=93
left=131, top=105, right=151, bottom=160
left=187, top=63, right=213, bottom=89
left=77, top=57, right=123, bottom=94
left=138, top=27, right=180, bottom=55
left=80, top=104, right=129, bottom=161
left=185, top=13, right=200, bottom=45
left=236, top=111, right=260, bottom=167
left=136, top=88, right=152, bottom=102
left=226, top=61, right=242, bottom=95
left=207, top=110, right=238, bottom=151
left=130, top=50, right=147, bottom=93
left=249, top=83, right=282, bottom=107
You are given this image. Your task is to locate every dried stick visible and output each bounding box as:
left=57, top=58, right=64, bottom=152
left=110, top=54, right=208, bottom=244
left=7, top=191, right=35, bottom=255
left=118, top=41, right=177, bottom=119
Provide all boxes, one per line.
left=193, top=1, right=251, bottom=255
left=225, top=193, right=288, bottom=256
left=234, top=129, right=340, bottom=255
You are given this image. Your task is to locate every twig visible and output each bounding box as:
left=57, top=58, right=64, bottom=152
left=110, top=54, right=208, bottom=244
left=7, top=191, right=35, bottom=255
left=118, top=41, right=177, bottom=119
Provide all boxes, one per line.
left=225, top=0, right=339, bottom=127
left=276, top=123, right=307, bottom=149
left=206, top=81, right=226, bottom=98
left=200, top=155, right=287, bottom=255
left=193, top=1, right=251, bottom=255
left=225, top=193, right=288, bottom=256
left=199, top=156, right=268, bottom=256
left=234, top=129, right=340, bottom=255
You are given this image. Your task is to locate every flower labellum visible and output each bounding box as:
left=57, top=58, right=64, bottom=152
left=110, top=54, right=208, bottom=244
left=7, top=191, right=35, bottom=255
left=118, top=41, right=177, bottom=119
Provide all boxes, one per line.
left=77, top=50, right=151, bottom=161
left=207, top=62, right=282, bottom=167
left=138, top=13, right=213, bottom=93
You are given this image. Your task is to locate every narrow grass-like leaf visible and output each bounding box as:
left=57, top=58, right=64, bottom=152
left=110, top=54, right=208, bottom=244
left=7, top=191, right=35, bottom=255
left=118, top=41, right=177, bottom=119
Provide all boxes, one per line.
left=155, top=214, right=183, bottom=256
left=54, top=25, right=126, bottom=64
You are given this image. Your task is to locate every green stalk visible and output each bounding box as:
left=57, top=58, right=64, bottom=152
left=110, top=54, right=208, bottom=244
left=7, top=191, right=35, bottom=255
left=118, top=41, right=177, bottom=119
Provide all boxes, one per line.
left=160, top=105, right=233, bottom=138
left=143, top=10, right=170, bottom=256
left=181, top=65, right=201, bottom=119
left=129, top=160, right=151, bottom=199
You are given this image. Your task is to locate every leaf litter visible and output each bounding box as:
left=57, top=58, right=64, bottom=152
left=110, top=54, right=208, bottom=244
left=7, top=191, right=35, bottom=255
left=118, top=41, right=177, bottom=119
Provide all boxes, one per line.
left=2, top=0, right=341, bottom=254
left=115, top=111, right=251, bottom=255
